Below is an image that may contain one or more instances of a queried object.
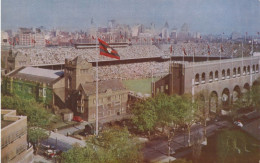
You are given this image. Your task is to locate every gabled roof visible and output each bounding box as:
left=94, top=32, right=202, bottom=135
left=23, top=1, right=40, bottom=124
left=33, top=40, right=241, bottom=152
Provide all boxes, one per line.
left=8, top=67, right=64, bottom=85
left=80, top=79, right=126, bottom=96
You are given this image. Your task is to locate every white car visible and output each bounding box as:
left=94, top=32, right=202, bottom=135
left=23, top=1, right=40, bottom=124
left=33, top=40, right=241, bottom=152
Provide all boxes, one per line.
left=234, top=121, right=243, bottom=127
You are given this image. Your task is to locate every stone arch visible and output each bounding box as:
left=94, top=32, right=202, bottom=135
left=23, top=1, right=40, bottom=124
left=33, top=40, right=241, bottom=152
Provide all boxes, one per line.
left=253, top=80, right=259, bottom=87
left=209, top=91, right=218, bottom=113
left=233, top=85, right=241, bottom=102
left=222, top=88, right=230, bottom=108
left=242, top=83, right=250, bottom=93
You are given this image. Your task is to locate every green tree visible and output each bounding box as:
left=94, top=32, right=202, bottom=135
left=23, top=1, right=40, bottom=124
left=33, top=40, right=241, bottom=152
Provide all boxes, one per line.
left=61, top=127, right=143, bottom=163
left=132, top=97, right=157, bottom=137
left=177, top=94, right=197, bottom=146
left=1, top=95, right=52, bottom=153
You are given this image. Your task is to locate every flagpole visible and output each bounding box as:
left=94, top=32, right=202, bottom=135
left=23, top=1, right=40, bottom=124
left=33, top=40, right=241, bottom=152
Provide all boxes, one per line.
left=95, top=25, right=99, bottom=136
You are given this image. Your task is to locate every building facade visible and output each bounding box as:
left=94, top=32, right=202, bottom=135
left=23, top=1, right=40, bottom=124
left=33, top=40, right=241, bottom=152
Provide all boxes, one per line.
left=1, top=110, right=34, bottom=163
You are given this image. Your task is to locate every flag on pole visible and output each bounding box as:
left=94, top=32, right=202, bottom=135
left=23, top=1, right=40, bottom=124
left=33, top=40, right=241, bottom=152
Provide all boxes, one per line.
left=92, top=36, right=95, bottom=40
left=98, top=38, right=120, bottom=60
left=207, top=45, right=210, bottom=55
left=183, top=48, right=187, bottom=56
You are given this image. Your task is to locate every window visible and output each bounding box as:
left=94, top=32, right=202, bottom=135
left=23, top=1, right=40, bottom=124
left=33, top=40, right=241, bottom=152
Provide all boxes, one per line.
left=215, top=71, right=219, bottom=80
left=237, top=67, right=241, bottom=76
left=233, top=68, right=236, bottom=77
left=43, top=88, right=46, bottom=97
left=222, top=70, right=225, bottom=79
left=195, top=73, right=200, bottom=84
left=253, top=65, right=255, bottom=73
left=39, top=88, right=43, bottom=97
left=209, top=71, right=213, bottom=82
left=247, top=66, right=250, bottom=74
left=165, top=85, right=169, bottom=90
left=243, top=66, right=246, bottom=75
left=256, top=64, right=259, bottom=72
left=227, top=69, right=230, bottom=78
left=201, top=73, right=206, bottom=83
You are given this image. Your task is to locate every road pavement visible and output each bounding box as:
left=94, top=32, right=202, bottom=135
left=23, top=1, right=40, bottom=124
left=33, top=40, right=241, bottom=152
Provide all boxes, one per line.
left=142, top=120, right=231, bottom=162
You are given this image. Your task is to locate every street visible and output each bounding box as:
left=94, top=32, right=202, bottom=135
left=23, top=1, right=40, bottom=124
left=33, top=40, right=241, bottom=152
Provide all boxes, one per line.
left=142, top=120, right=231, bottom=162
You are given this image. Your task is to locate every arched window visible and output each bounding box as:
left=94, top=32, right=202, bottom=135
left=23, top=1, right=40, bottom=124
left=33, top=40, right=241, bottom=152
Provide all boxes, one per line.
left=195, top=73, right=200, bottom=85
left=253, top=65, right=255, bottom=73
left=227, top=69, right=230, bottom=78
left=215, top=71, right=219, bottom=80
left=233, top=68, right=236, bottom=77
left=256, top=64, right=259, bottom=73
left=68, top=77, right=72, bottom=89
left=243, top=66, right=246, bottom=75
left=222, top=70, right=225, bottom=80
left=209, top=71, right=213, bottom=82
left=201, top=73, right=206, bottom=83
left=247, top=66, right=250, bottom=74
left=237, top=67, right=241, bottom=76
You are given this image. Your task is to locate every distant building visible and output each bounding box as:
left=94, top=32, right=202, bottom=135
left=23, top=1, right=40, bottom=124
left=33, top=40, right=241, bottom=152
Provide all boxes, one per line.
left=162, top=22, right=169, bottom=40
left=1, top=110, right=34, bottom=163
left=170, top=28, right=178, bottom=40
left=18, top=28, right=34, bottom=46
left=231, top=32, right=242, bottom=40
left=1, top=31, right=9, bottom=46
left=34, top=28, right=45, bottom=47
left=178, top=23, right=190, bottom=41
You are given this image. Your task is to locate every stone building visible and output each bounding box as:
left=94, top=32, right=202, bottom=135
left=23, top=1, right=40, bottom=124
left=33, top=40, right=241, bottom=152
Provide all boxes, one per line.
left=153, top=57, right=260, bottom=113
left=64, top=56, right=129, bottom=122
left=2, top=67, right=65, bottom=108
left=1, top=110, right=34, bottom=163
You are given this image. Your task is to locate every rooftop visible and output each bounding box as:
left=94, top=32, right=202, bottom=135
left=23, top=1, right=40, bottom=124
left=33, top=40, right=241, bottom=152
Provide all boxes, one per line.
left=81, top=79, right=126, bottom=96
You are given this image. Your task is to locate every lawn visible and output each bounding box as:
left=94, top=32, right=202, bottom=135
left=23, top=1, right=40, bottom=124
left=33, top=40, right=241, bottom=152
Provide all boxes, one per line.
left=122, top=77, right=160, bottom=94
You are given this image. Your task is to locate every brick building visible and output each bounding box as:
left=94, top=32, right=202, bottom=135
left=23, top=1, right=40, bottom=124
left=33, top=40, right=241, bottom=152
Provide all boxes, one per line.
left=1, top=110, right=34, bottom=163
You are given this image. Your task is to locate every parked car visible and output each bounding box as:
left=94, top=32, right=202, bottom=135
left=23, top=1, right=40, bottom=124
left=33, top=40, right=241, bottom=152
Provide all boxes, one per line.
left=234, top=121, right=243, bottom=127
left=73, top=116, right=84, bottom=122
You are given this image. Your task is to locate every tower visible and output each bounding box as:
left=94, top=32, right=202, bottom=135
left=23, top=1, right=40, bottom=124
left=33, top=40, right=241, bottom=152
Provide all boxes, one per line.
left=64, top=56, right=94, bottom=109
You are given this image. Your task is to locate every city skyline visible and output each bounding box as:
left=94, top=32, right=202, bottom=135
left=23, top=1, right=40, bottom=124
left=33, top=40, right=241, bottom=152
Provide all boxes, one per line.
left=1, top=0, right=260, bottom=34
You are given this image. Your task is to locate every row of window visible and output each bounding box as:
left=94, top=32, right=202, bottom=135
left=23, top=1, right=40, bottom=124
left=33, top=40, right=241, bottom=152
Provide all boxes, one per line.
left=16, top=84, right=46, bottom=97
left=91, top=107, right=126, bottom=119
left=2, top=143, right=27, bottom=163
left=194, top=64, right=259, bottom=85
left=93, top=94, right=127, bottom=104
left=1, top=126, right=27, bottom=149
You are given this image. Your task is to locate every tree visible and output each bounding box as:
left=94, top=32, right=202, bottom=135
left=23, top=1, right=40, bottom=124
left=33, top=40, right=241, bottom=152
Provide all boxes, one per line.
left=132, top=98, right=157, bottom=137
left=177, top=94, right=197, bottom=146
left=28, top=127, right=49, bottom=154
left=195, top=91, right=209, bottom=142
left=61, top=127, right=143, bottom=163
left=1, top=95, right=52, bottom=153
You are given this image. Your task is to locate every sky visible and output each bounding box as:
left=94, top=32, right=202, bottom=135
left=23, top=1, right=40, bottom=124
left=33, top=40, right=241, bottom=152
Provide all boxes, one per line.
left=1, top=0, right=260, bottom=34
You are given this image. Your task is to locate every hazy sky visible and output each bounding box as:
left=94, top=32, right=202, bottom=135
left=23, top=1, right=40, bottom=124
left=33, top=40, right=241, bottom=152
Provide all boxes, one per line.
left=1, top=0, right=260, bottom=34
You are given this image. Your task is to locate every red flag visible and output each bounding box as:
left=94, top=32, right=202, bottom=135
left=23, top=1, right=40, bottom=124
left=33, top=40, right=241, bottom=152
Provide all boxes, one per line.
left=45, top=39, right=50, bottom=44
left=221, top=44, right=224, bottom=52
left=98, top=38, right=120, bottom=60
left=170, top=45, right=173, bottom=53
left=183, top=48, right=187, bottom=56
left=92, top=36, right=95, bottom=40
left=208, top=45, right=210, bottom=55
